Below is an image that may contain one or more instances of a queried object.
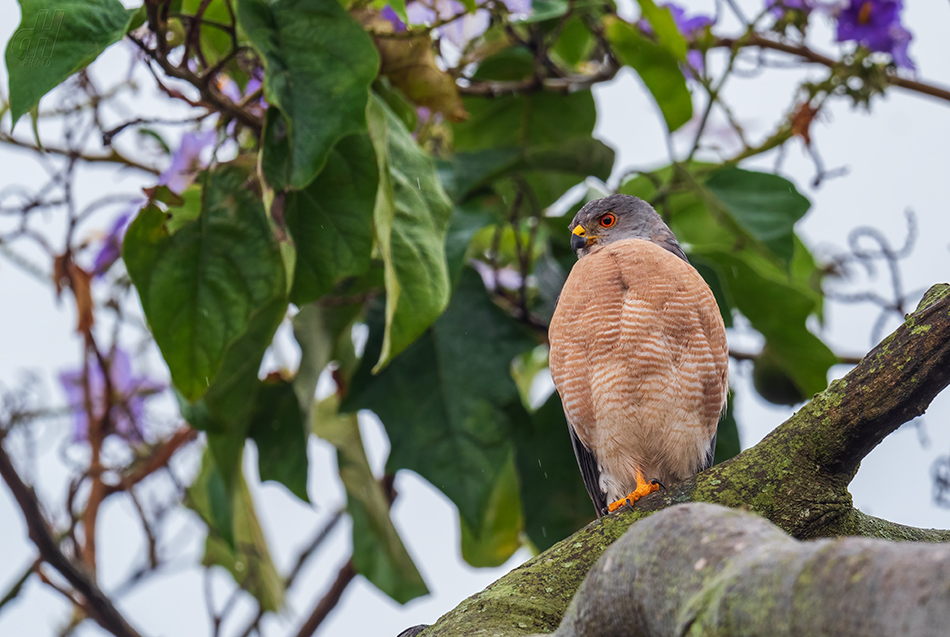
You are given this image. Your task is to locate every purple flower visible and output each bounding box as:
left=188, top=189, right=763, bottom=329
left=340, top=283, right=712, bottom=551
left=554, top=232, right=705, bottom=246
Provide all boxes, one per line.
left=836, top=0, right=914, bottom=70
left=59, top=348, right=164, bottom=443
left=92, top=212, right=131, bottom=278
left=639, top=3, right=714, bottom=41
left=381, top=5, right=408, bottom=32
left=158, top=130, right=216, bottom=194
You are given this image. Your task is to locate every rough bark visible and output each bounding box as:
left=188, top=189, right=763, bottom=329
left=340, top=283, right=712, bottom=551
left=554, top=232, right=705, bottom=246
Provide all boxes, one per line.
left=416, top=283, right=950, bottom=637
left=553, top=503, right=950, bottom=637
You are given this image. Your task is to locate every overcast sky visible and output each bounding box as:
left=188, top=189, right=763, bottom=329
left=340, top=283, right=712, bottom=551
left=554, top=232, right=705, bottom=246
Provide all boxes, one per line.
left=1, top=1, right=950, bottom=636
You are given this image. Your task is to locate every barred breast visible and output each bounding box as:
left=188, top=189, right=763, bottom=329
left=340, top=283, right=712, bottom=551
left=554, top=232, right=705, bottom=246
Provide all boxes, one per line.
left=549, top=238, right=728, bottom=501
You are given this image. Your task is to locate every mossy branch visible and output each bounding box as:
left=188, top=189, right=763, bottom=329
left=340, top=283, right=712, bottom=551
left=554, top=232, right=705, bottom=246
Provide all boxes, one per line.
left=552, top=503, right=950, bottom=637
left=415, top=283, right=950, bottom=637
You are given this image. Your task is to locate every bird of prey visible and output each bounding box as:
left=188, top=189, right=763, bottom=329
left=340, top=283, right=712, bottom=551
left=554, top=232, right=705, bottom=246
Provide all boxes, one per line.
left=548, top=194, right=728, bottom=517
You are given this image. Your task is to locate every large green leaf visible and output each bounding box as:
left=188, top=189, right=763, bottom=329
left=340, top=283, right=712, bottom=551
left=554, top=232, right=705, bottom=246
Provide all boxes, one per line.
left=5, top=0, right=135, bottom=127
left=705, top=167, right=811, bottom=266
left=237, top=0, right=379, bottom=190
left=284, top=133, right=378, bottom=305
left=445, top=198, right=500, bottom=287
left=702, top=248, right=836, bottom=397
left=440, top=138, right=615, bottom=202
left=291, top=300, right=364, bottom=412
left=515, top=393, right=595, bottom=551
left=124, top=164, right=286, bottom=405
left=367, top=95, right=453, bottom=370
left=460, top=452, right=524, bottom=567
left=344, top=269, right=537, bottom=529
left=248, top=378, right=309, bottom=502
left=314, top=396, right=428, bottom=604
left=604, top=16, right=692, bottom=132
left=452, top=91, right=597, bottom=151
left=713, top=394, right=740, bottom=464
left=187, top=450, right=284, bottom=612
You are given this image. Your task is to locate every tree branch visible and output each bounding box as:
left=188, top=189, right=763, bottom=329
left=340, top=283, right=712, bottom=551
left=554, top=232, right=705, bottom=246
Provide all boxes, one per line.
left=415, top=283, right=950, bottom=637
left=553, top=503, right=950, bottom=637
left=0, top=444, right=146, bottom=637
left=716, top=34, right=950, bottom=105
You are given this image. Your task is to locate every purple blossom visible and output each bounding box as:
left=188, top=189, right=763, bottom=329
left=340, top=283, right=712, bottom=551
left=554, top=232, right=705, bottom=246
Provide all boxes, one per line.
left=92, top=212, right=131, bottom=278
left=836, top=0, right=914, bottom=70
left=381, top=5, right=408, bottom=32
left=639, top=3, right=714, bottom=41
left=59, top=348, right=164, bottom=443
left=158, top=130, right=216, bottom=194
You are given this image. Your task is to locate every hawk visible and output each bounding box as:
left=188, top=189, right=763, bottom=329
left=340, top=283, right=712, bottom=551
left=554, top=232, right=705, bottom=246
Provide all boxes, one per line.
left=548, top=195, right=728, bottom=517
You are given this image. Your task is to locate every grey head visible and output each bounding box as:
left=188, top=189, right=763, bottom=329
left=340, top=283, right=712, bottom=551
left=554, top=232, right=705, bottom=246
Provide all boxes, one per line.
left=568, top=194, right=687, bottom=262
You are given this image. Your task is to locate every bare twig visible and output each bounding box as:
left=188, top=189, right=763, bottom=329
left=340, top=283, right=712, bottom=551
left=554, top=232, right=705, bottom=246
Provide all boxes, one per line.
left=0, top=444, right=146, bottom=637
left=292, top=559, right=357, bottom=637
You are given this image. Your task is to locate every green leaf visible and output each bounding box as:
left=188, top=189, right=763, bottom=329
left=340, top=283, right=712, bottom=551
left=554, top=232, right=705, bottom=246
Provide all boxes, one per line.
left=604, top=15, right=692, bottom=132
left=367, top=95, right=453, bottom=370
left=453, top=91, right=597, bottom=150
left=292, top=300, right=365, bottom=410
left=5, top=0, right=135, bottom=127
left=314, top=396, right=428, bottom=604
left=248, top=378, right=309, bottom=502
left=445, top=198, right=499, bottom=287
left=124, top=164, right=286, bottom=404
left=187, top=450, right=285, bottom=612
left=550, top=16, right=596, bottom=69
left=699, top=247, right=836, bottom=397
left=460, top=452, right=523, bottom=567
left=705, top=167, right=811, bottom=266
left=344, top=268, right=537, bottom=529
left=440, top=138, right=615, bottom=202
left=181, top=0, right=233, bottom=67
left=636, top=0, right=687, bottom=61
left=713, top=394, right=740, bottom=465
left=515, top=393, right=595, bottom=551
left=238, top=0, right=379, bottom=190
left=284, top=133, right=378, bottom=305
left=752, top=345, right=809, bottom=405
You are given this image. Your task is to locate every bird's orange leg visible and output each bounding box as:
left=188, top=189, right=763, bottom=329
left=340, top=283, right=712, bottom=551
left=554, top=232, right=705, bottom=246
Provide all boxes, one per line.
left=607, top=469, right=660, bottom=513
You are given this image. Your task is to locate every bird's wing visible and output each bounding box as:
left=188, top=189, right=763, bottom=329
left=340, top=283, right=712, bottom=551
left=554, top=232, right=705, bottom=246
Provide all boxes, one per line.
left=567, top=419, right=608, bottom=517
left=702, top=432, right=717, bottom=472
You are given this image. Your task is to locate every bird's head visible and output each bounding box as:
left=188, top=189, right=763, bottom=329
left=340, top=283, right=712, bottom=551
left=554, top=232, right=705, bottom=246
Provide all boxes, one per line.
left=567, top=194, right=687, bottom=261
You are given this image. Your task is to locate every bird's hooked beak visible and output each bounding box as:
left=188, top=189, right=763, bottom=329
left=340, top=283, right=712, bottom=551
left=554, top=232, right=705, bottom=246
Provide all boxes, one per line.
left=571, top=225, right=588, bottom=253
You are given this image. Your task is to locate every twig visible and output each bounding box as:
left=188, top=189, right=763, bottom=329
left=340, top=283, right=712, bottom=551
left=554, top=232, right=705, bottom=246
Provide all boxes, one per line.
left=292, top=559, right=357, bottom=637
left=0, top=444, right=146, bottom=637
left=0, top=559, right=37, bottom=611
left=715, top=34, right=950, bottom=105
left=103, top=426, right=198, bottom=497
left=0, top=133, right=160, bottom=175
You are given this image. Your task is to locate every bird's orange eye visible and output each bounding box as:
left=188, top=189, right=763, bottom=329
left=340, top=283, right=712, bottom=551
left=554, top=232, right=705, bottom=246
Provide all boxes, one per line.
left=600, top=214, right=616, bottom=228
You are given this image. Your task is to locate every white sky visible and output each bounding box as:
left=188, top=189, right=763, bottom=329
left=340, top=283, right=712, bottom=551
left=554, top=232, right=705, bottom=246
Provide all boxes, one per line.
left=1, top=1, right=950, bottom=636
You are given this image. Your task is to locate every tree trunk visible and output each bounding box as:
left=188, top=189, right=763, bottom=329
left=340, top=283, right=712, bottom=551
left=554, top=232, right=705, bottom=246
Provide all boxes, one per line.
left=412, top=283, right=950, bottom=637
left=554, top=502, right=950, bottom=637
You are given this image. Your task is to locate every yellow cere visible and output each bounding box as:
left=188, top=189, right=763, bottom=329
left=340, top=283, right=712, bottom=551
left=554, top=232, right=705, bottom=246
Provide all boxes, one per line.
left=572, top=225, right=586, bottom=237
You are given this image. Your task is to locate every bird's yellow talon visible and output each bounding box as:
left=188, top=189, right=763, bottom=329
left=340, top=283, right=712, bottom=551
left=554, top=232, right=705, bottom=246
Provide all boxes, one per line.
left=606, top=471, right=661, bottom=512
